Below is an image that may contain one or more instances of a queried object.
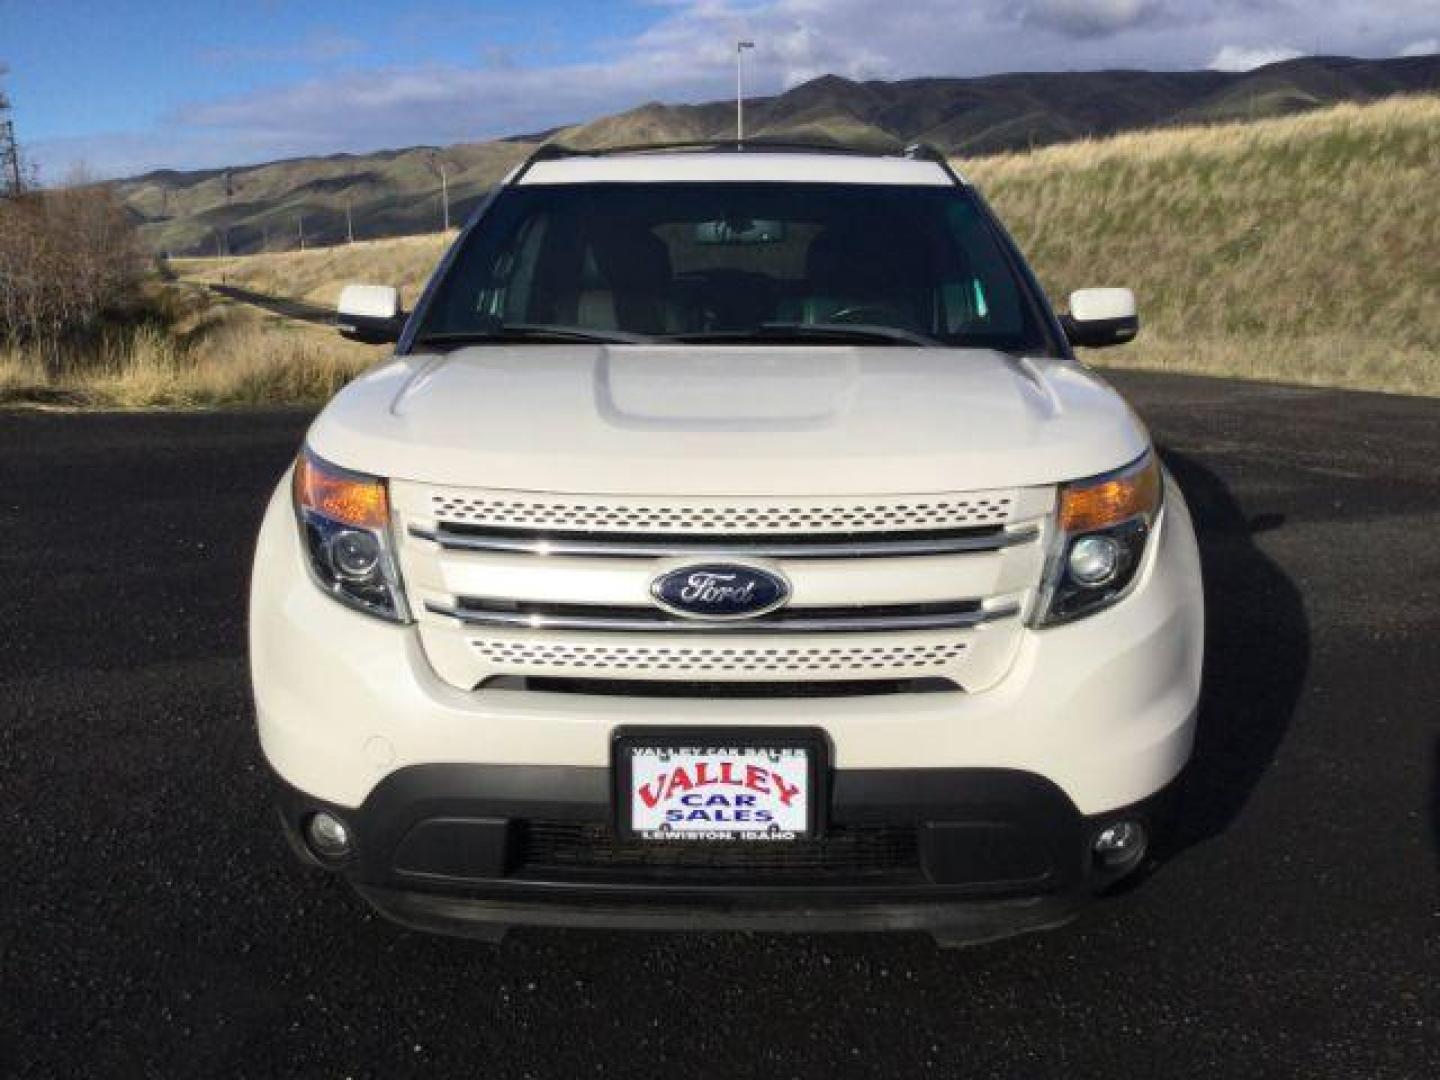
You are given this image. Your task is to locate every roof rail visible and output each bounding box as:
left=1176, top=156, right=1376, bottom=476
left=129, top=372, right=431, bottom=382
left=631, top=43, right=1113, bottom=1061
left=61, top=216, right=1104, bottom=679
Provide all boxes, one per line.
left=901, top=143, right=946, bottom=162
left=538, top=138, right=906, bottom=158
left=901, top=141, right=965, bottom=185
left=508, top=137, right=964, bottom=185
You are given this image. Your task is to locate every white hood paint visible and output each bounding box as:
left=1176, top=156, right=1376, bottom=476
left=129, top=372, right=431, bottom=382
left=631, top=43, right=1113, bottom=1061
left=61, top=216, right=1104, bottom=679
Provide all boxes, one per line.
left=305, top=345, right=1149, bottom=496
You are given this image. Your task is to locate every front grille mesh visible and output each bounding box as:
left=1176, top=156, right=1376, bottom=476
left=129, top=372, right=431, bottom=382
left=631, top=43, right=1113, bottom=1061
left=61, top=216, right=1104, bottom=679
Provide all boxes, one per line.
left=469, top=639, right=968, bottom=677
left=429, top=492, right=1016, bottom=533
left=518, top=821, right=920, bottom=879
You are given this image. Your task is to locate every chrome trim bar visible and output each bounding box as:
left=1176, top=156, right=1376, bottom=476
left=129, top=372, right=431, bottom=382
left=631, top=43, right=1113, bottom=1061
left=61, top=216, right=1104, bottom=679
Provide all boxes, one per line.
left=409, top=524, right=1039, bottom=559
left=424, top=601, right=1021, bottom=634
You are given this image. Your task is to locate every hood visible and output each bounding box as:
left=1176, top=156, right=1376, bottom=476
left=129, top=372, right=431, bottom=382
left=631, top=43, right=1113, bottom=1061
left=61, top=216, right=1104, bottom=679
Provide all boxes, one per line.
left=306, top=344, right=1149, bottom=496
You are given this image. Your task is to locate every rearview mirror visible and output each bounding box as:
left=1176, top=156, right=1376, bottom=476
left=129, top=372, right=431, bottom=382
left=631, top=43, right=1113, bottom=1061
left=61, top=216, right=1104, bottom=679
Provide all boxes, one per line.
left=695, top=218, right=786, bottom=245
left=1063, top=288, right=1139, bottom=349
left=336, top=284, right=404, bottom=344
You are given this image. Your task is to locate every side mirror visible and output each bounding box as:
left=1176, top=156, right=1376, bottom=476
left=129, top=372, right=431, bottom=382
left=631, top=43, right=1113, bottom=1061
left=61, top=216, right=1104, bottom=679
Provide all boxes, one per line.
left=336, top=284, right=404, bottom=344
left=1063, top=288, right=1139, bottom=349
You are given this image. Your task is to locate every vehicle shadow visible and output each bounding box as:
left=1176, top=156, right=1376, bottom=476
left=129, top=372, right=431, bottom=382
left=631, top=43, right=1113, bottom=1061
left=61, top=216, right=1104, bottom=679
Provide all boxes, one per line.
left=1431, top=739, right=1440, bottom=874
left=1154, top=448, right=1310, bottom=858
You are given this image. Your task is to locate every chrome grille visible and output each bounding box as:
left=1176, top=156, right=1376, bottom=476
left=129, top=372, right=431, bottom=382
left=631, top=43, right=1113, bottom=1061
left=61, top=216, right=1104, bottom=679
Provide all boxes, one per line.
left=392, top=478, right=1051, bottom=695
left=427, top=491, right=1018, bottom=533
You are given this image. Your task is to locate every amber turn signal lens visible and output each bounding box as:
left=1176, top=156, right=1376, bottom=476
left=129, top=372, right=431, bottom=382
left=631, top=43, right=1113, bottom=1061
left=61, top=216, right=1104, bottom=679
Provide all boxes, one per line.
left=1058, top=453, right=1161, bottom=533
left=293, top=454, right=389, bottom=529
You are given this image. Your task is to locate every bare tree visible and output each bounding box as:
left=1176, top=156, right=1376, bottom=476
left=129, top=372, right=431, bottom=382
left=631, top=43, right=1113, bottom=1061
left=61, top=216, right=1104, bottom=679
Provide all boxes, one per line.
left=0, top=169, right=147, bottom=371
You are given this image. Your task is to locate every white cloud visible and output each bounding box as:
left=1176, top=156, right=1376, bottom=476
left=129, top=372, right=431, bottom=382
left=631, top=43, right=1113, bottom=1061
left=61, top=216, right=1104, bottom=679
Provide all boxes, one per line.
left=1207, top=44, right=1306, bottom=72
left=1398, top=38, right=1438, bottom=57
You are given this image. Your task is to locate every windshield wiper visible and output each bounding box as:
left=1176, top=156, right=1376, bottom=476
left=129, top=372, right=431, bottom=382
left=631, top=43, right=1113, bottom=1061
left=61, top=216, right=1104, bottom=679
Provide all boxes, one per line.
left=668, top=322, right=945, bottom=348
left=414, top=324, right=660, bottom=347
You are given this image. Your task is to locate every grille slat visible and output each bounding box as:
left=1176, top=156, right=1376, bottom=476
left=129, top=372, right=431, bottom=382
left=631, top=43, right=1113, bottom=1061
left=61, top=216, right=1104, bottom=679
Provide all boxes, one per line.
left=412, top=521, right=1035, bottom=559
left=435, top=597, right=1014, bottom=635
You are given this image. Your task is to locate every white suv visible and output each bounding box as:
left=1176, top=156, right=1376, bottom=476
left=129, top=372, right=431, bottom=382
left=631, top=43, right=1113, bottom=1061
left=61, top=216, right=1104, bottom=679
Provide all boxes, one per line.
left=249, top=142, right=1204, bottom=945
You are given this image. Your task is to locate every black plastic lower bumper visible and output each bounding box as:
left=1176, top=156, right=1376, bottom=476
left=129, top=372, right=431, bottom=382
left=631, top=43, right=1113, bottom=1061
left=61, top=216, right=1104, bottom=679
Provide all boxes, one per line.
left=274, top=763, right=1170, bottom=945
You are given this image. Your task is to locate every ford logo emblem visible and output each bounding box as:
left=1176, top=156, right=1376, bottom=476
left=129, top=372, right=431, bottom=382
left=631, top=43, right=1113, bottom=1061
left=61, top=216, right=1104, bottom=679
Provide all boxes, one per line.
left=650, top=563, right=791, bottom=620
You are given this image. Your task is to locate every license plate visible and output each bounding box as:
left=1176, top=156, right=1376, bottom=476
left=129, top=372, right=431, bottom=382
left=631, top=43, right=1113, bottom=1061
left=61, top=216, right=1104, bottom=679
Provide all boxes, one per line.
left=614, top=729, right=825, bottom=843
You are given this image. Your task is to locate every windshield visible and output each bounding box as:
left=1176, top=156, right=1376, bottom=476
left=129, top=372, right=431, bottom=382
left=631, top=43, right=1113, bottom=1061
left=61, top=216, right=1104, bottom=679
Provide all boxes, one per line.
left=415, top=182, right=1057, bottom=354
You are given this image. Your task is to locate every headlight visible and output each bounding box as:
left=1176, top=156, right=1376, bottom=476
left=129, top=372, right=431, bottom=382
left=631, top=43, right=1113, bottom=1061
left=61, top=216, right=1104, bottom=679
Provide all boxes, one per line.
left=292, top=451, right=411, bottom=623
left=1034, top=450, right=1162, bottom=626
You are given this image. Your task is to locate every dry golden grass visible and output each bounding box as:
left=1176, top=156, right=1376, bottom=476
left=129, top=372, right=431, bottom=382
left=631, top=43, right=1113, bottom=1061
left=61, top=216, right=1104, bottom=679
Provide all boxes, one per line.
left=0, top=284, right=384, bottom=408
left=967, top=95, right=1440, bottom=396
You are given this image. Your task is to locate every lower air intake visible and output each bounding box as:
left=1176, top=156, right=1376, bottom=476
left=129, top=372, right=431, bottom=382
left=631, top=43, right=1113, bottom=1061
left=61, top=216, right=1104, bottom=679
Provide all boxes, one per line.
left=518, top=821, right=922, bottom=880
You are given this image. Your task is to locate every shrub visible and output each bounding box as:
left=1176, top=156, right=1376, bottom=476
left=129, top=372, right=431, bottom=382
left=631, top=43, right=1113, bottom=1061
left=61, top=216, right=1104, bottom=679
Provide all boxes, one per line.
left=0, top=184, right=149, bottom=375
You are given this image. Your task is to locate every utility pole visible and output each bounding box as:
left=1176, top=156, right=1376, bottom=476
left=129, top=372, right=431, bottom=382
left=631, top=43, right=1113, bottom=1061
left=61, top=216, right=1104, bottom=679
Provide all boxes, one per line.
left=0, top=121, right=20, bottom=195
left=0, top=68, right=24, bottom=197
left=735, top=40, right=755, bottom=141
left=297, top=214, right=305, bottom=251
left=346, top=199, right=354, bottom=244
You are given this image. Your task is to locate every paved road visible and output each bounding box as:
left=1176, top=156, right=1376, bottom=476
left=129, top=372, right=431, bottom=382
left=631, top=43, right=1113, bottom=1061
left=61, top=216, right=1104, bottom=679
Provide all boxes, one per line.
left=2, top=372, right=1437, bottom=1079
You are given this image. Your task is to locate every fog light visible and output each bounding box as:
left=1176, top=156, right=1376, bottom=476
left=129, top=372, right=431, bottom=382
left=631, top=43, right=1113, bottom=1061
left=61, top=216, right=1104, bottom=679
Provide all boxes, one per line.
left=305, top=812, right=352, bottom=860
left=326, top=528, right=381, bottom=581
left=1093, top=819, right=1146, bottom=870
left=1068, top=534, right=1121, bottom=585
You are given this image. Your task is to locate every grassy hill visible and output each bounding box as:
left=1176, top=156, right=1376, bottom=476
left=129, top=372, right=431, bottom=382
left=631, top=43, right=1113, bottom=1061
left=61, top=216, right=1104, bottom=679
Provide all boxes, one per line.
left=120, top=54, right=1440, bottom=257
left=968, top=96, right=1439, bottom=396
left=121, top=141, right=533, bottom=259
left=168, top=95, right=1440, bottom=403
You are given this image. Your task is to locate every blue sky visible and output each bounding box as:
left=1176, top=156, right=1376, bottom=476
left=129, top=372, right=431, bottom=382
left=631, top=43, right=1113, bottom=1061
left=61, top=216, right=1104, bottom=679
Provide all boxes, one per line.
left=2, top=0, right=1436, bottom=178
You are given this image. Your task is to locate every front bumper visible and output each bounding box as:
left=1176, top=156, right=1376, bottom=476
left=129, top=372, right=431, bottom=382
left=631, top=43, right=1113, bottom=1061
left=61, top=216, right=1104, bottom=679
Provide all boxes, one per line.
left=275, top=763, right=1175, bottom=944
left=251, top=468, right=1203, bottom=942
left=250, top=476, right=1204, bottom=816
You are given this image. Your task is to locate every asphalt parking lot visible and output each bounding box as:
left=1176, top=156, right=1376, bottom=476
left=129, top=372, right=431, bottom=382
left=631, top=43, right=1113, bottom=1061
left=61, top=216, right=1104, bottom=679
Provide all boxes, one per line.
left=2, top=370, right=1437, bottom=1078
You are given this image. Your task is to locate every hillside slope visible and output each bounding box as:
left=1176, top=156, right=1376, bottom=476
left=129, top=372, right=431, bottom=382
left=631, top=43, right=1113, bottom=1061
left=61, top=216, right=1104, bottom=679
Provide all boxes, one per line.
left=176, top=95, right=1440, bottom=398
left=122, top=54, right=1440, bottom=256
left=968, top=96, right=1439, bottom=395
left=122, top=140, right=533, bottom=258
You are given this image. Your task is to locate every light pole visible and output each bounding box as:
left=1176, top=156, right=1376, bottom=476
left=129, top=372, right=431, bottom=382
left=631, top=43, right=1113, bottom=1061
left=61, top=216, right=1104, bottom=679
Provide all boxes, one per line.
left=441, top=163, right=450, bottom=232
left=735, top=40, right=755, bottom=141
left=430, top=154, right=450, bottom=233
